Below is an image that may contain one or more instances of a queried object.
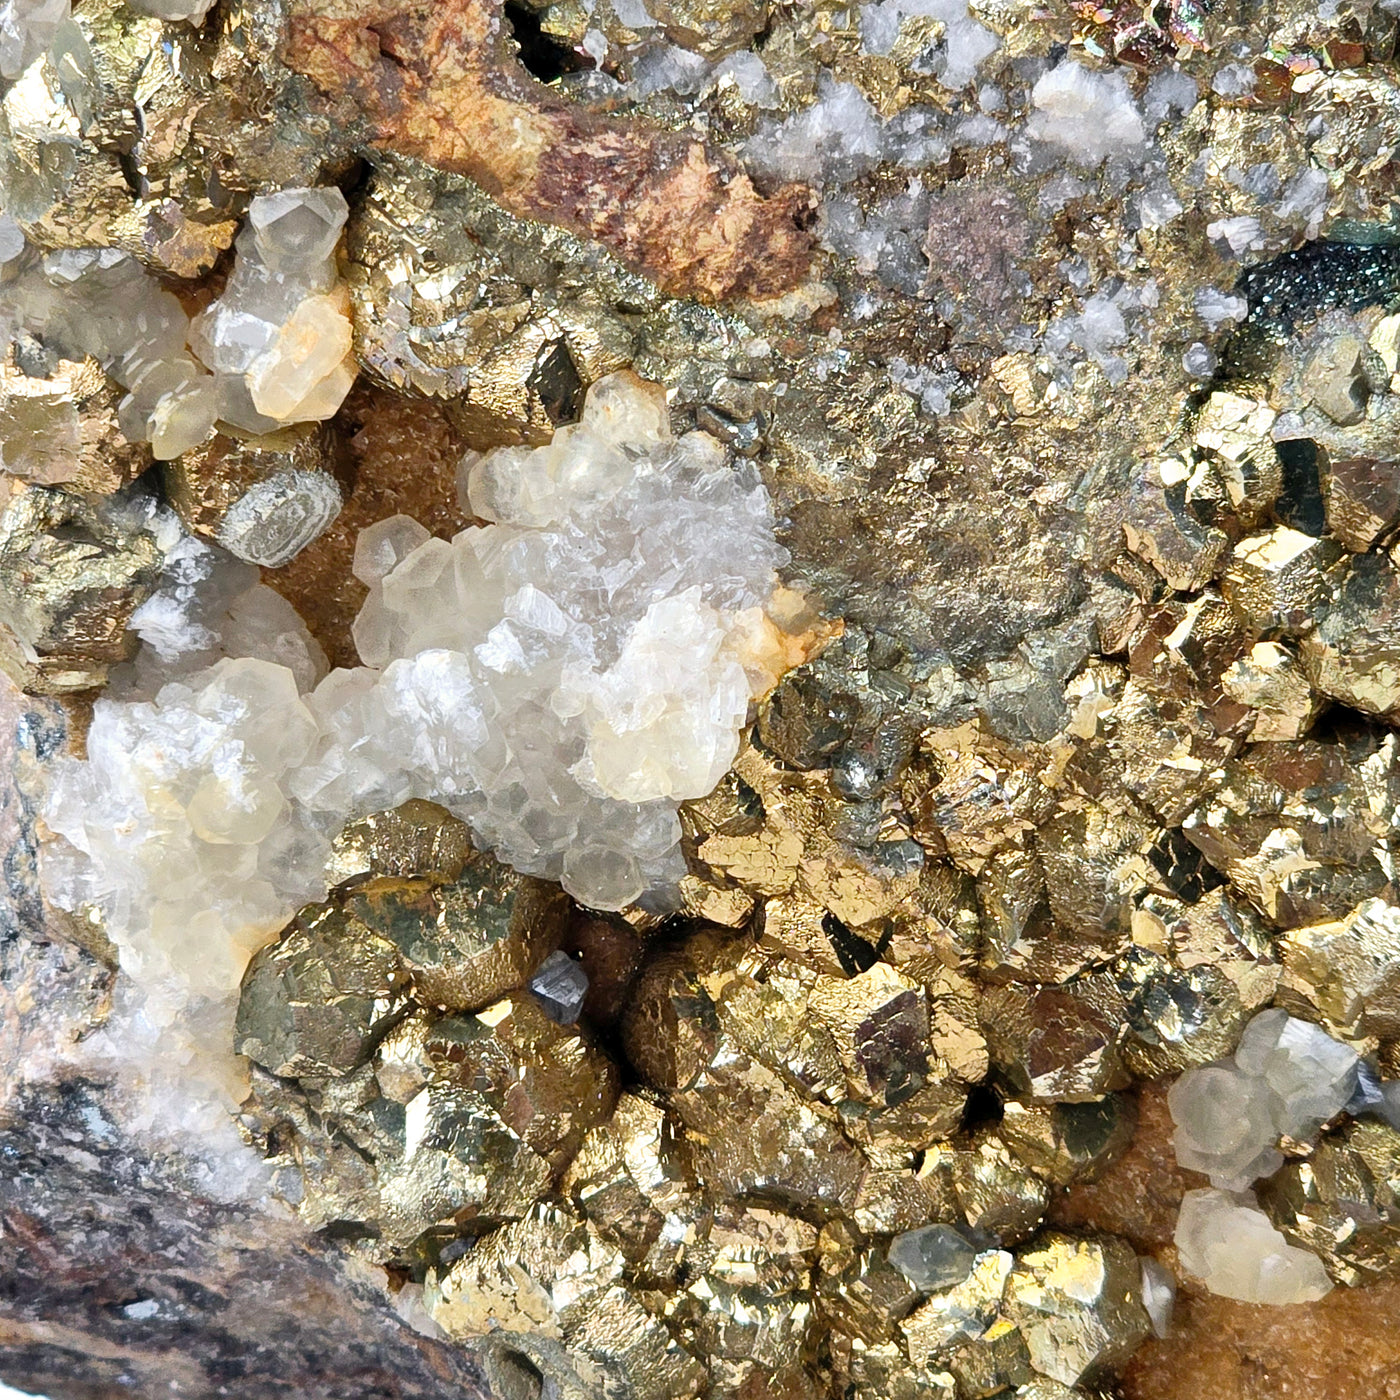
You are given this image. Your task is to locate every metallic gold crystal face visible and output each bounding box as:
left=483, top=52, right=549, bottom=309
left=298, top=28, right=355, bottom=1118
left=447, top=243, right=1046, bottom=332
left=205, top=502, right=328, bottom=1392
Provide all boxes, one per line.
left=0, top=355, right=149, bottom=493
left=0, top=480, right=160, bottom=693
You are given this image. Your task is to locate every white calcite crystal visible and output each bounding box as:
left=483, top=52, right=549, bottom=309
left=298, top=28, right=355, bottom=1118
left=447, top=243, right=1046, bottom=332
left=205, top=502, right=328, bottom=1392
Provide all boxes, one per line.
left=42, top=374, right=799, bottom=1178
left=43, top=524, right=332, bottom=1012
left=191, top=187, right=355, bottom=434
left=859, top=0, right=999, bottom=90
left=1168, top=1008, right=1360, bottom=1190
left=41, top=520, right=329, bottom=1198
left=323, top=370, right=791, bottom=907
left=0, top=0, right=67, bottom=79
left=0, top=187, right=355, bottom=458
left=1138, top=1257, right=1175, bottom=1339
left=1174, top=1188, right=1333, bottom=1305
left=1027, top=62, right=1147, bottom=168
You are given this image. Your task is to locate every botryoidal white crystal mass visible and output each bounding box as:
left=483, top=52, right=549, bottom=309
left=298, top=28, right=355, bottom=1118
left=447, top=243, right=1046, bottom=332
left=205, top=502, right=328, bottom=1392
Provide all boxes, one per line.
left=1167, top=1007, right=1359, bottom=1190
left=324, top=371, right=792, bottom=906
left=42, top=373, right=797, bottom=1182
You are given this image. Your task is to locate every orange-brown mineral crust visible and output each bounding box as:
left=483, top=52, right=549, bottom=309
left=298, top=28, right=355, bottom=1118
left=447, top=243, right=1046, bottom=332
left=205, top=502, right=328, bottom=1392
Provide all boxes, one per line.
left=1123, top=1281, right=1400, bottom=1400
left=1058, top=1085, right=1400, bottom=1398
left=282, top=0, right=815, bottom=303
left=270, top=383, right=467, bottom=668
left=1050, top=1083, right=1192, bottom=1252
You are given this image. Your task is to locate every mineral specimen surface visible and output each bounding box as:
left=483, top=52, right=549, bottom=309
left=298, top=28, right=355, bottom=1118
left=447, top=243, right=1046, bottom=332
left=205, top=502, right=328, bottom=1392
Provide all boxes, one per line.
left=10, top=0, right=1400, bottom=1397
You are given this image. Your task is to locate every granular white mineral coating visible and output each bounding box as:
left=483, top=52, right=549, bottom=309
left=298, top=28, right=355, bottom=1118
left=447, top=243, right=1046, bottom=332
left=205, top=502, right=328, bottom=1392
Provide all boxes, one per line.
left=1027, top=62, right=1147, bottom=168
left=42, top=373, right=798, bottom=1156
left=1174, top=1188, right=1332, bottom=1305
left=1167, top=1007, right=1359, bottom=1190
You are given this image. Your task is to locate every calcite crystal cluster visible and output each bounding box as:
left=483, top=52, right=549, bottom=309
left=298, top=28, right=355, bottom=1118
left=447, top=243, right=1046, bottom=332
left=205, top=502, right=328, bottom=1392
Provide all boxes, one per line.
left=0, top=186, right=355, bottom=457
left=13, top=0, right=1400, bottom=1398
left=1169, top=1008, right=1362, bottom=1190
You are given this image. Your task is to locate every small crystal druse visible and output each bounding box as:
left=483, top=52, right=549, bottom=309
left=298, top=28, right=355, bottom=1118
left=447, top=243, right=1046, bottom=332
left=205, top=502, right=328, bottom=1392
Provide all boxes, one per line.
left=0, top=187, right=356, bottom=460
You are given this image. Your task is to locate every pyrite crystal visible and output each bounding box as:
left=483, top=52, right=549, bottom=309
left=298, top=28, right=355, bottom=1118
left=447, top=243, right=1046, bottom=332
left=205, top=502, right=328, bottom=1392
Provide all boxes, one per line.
left=15, top=0, right=1400, bottom=1398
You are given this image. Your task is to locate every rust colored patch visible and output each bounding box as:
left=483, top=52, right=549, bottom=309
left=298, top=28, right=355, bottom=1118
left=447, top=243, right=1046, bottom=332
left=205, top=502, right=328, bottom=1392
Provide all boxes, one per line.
left=283, top=0, right=814, bottom=302
left=269, top=382, right=468, bottom=671
left=1123, top=1279, right=1400, bottom=1400
left=1049, top=1081, right=1194, bottom=1252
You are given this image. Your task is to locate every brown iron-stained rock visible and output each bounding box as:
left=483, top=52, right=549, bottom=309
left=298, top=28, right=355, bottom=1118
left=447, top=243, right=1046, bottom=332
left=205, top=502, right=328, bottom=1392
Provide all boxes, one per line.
left=282, top=0, right=813, bottom=303
left=1122, top=1276, right=1400, bottom=1400
left=1050, top=1084, right=1193, bottom=1254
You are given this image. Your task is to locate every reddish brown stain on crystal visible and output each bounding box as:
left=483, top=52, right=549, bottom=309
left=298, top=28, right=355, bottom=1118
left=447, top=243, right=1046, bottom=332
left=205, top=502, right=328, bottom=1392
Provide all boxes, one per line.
left=283, top=0, right=814, bottom=302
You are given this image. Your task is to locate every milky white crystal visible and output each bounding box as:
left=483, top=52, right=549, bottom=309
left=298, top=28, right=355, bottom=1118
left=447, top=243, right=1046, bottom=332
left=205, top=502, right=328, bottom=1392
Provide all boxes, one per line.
left=41, top=518, right=329, bottom=1198
left=1174, top=1188, right=1332, bottom=1305
left=0, top=187, right=355, bottom=462
left=191, top=187, right=355, bottom=435
left=1027, top=62, right=1146, bottom=168
left=42, top=374, right=795, bottom=1181
left=319, top=370, right=790, bottom=907
left=1168, top=1008, right=1359, bottom=1190
left=859, top=0, right=999, bottom=90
